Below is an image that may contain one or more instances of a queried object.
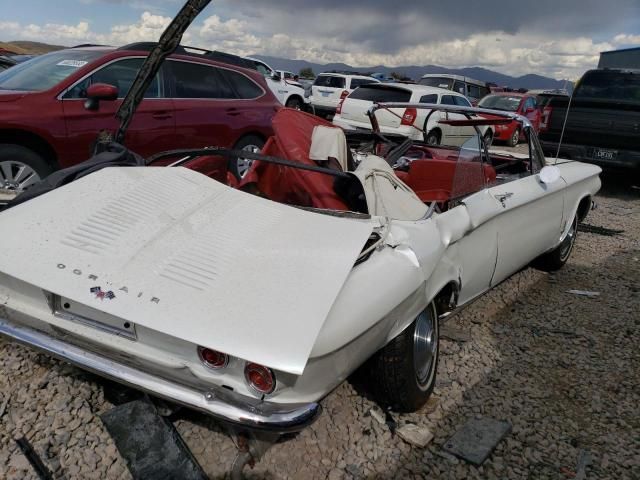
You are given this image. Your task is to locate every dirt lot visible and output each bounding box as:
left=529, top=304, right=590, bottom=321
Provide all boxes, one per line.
left=0, top=168, right=638, bottom=480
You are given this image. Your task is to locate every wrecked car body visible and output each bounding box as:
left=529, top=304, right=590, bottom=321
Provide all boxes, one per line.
left=0, top=104, right=600, bottom=433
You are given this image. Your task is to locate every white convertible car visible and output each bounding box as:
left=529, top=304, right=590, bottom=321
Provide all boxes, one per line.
left=0, top=104, right=600, bottom=433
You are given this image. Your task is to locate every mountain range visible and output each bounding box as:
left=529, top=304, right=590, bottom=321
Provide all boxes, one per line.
left=0, top=40, right=571, bottom=91
left=254, top=55, right=572, bottom=91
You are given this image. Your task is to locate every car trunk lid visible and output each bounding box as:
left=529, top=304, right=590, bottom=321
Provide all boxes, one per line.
left=0, top=167, right=374, bottom=375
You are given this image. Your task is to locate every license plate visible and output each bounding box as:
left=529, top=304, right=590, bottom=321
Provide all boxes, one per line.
left=591, top=148, right=617, bottom=161
left=321, top=92, right=331, bottom=97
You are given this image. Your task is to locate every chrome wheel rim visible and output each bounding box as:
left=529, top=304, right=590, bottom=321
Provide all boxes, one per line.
left=0, top=160, right=41, bottom=192
left=414, top=309, right=437, bottom=386
left=559, top=217, right=577, bottom=261
left=237, top=144, right=261, bottom=178
left=511, top=129, right=519, bottom=146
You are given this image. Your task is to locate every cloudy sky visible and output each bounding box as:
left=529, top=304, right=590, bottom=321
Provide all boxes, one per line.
left=1, top=0, right=639, bottom=79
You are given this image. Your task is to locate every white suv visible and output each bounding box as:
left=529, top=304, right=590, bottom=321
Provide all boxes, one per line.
left=332, top=83, right=493, bottom=147
left=310, top=73, right=380, bottom=117
left=245, top=57, right=308, bottom=110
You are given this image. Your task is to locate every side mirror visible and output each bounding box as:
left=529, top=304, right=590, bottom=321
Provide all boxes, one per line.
left=525, top=106, right=535, bottom=114
left=538, top=165, right=561, bottom=184
left=84, top=83, right=118, bottom=110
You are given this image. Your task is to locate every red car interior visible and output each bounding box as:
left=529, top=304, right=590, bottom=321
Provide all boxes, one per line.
left=184, top=109, right=500, bottom=211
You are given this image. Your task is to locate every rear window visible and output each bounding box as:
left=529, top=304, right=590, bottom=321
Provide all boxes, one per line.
left=349, top=85, right=412, bottom=102
left=349, top=78, right=377, bottom=89
left=0, top=50, right=104, bottom=91
left=313, top=75, right=346, bottom=88
left=419, top=77, right=454, bottom=89
left=575, top=70, right=640, bottom=102
left=219, top=69, right=263, bottom=99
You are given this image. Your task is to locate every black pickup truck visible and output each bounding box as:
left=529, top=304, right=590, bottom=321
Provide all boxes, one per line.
left=539, top=69, right=640, bottom=173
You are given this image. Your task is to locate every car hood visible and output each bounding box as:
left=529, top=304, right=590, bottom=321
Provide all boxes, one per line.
left=0, top=167, right=374, bottom=375
left=0, top=90, right=30, bottom=102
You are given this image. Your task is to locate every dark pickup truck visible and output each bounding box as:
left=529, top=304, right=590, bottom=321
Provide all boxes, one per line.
left=539, top=69, right=640, bottom=173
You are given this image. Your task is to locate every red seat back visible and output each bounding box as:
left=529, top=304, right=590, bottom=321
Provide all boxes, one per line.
left=241, top=109, right=349, bottom=210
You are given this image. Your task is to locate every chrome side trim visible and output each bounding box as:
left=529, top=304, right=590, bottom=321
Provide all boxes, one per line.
left=0, top=317, right=320, bottom=433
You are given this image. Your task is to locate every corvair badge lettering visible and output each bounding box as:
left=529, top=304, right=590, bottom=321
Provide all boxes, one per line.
left=57, top=264, right=160, bottom=304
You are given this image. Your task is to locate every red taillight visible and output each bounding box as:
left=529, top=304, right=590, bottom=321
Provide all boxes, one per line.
left=336, top=90, right=349, bottom=115
left=198, top=347, right=229, bottom=369
left=539, top=106, right=552, bottom=132
left=244, top=362, right=276, bottom=394
left=400, top=108, right=417, bottom=126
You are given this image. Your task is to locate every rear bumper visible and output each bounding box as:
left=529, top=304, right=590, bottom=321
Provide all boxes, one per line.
left=0, top=317, right=321, bottom=433
left=540, top=140, right=640, bottom=170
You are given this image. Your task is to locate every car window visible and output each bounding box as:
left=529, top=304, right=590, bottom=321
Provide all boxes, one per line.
left=453, top=81, right=466, bottom=95
left=349, top=85, right=411, bottom=102
left=349, top=78, right=377, bottom=89
left=467, top=84, right=481, bottom=99
left=575, top=70, right=640, bottom=101
left=478, top=86, right=490, bottom=99
left=418, top=77, right=454, bottom=89
left=171, top=61, right=238, bottom=99
left=453, top=95, right=472, bottom=107
left=314, top=75, right=346, bottom=88
left=419, top=94, right=438, bottom=104
left=524, top=97, right=536, bottom=110
left=0, top=50, right=104, bottom=92
left=219, top=69, right=263, bottom=99
left=65, top=58, right=162, bottom=99
left=440, top=95, right=456, bottom=105
left=253, top=62, right=271, bottom=77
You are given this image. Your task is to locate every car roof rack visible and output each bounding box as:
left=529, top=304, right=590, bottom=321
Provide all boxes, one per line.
left=117, top=42, right=257, bottom=70
left=71, top=44, right=108, bottom=48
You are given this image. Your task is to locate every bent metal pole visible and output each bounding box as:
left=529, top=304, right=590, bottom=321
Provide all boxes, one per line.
left=112, top=0, right=212, bottom=146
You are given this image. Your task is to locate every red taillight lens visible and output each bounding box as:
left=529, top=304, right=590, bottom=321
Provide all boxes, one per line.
left=401, top=108, right=417, bottom=126
left=539, top=106, right=552, bottom=132
left=244, top=362, right=276, bottom=394
left=336, top=90, right=349, bottom=115
left=198, top=347, right=229, bottom=369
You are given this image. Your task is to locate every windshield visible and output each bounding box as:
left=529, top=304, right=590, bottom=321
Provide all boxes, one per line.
left=0, top=50, right=104, bottom=91
left=419, top=77, right=454, bottom=89
left=478, top=95, right=522, bottom=112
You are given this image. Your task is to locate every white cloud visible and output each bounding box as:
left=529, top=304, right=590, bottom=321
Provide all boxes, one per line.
left=0, top=11, right=628, bottom=79
left=613, top=33, right=640, bottom=46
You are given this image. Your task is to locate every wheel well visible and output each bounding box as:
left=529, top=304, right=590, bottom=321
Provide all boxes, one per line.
left=234, top=132, right=266, bottom=147
left=577, top=195, right=592, bottom=223
left=0, top=129, right=59, bottom=169
left=433, top=281, right=459, bottom=316
left=286, top=94, right=303, bottom=104
left=425, top=127, right=442, bottom=140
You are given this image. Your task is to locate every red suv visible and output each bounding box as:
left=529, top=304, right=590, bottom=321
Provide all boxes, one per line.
left=0, top=43, right=279, bottom=190
left=477, top=93, right=541, bottom=147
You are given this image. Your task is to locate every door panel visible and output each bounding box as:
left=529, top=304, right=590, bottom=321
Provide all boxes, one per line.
left=61, top=58, right=175, bottom=163
left=489, top=175, right=565, bottom=285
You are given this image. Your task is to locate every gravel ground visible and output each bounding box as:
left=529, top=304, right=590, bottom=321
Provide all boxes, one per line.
left=1, top=169, right=638, bottom=480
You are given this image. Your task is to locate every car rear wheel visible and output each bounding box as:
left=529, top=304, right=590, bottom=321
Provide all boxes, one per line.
left=425, top=129, right=441, bottom=146
left=369, top=302, right=439, bottom=412
left=483, top=130, right=494, bottom=148
left=285, top=97, right=303, bottom=110
left=230, top=135, right=265, bottom=180
left=532, top=215, right=578, bottom=272
left=507, top=127, right=520, bottom=147
left=0, top=144, right=51, bottom=194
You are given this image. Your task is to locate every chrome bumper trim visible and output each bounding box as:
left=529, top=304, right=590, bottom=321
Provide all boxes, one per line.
left=0, top=318, right=320, bottom=433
